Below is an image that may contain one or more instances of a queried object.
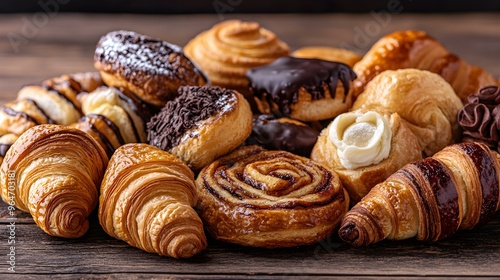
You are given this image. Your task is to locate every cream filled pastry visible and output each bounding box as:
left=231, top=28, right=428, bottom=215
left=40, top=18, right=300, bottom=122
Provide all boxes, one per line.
left=248, top=56, right=357, bottom=122
left=147, top=86, right=252, bottom=171
left=329, top=111, right=392, bottom=169
left=312, top=110, right=422, bottom=203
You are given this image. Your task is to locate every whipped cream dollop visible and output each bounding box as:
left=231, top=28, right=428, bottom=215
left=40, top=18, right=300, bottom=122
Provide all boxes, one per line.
left=329, top=111, right=392, bottom=169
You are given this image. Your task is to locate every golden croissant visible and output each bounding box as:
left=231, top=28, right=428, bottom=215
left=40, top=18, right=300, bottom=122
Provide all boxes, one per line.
left=353, top=30, right=499, bottom=102
left=0, top=124, right=108, bottom=238
left=98, top=143, right=207, bottom=258
left=339, top=141, right=500, bottom=246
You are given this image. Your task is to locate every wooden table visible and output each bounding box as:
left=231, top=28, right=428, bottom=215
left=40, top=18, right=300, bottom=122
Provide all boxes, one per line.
left=1, top=13, right=499, bottom=279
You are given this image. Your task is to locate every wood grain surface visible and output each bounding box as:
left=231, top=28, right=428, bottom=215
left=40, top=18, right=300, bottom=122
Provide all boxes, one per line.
left=0, top=13, right=499, bottom=279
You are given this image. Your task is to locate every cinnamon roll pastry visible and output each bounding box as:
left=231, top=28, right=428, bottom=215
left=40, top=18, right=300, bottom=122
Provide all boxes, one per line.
left=0, top=125, right=108, bottom=238
left=196, top=145, right=349, bottom=248
left=292, top=46, right=362, bottom=68
left=94, top=30, right=207, bottom=107
left=458, top=85, right=500, bottom=152
left=353, top=30, right=499, bottom=101
left=0, top=72, right=103, bottom=137
left=72, top=86, right=151, bottom=157
left=311, top=110, right=422, bottom=203
left=246, top=114, right=320, bottom=157
left=99, top=143, right=207, bottom=258
left=339, top=141, right=500, bottom=246
left=248, top=56, right=357, bottom=122
left=184, top=20, right=289, bottom=94
left=352, top=69, right=463, bottom=156
left=147, top=86, right=252, bottom=171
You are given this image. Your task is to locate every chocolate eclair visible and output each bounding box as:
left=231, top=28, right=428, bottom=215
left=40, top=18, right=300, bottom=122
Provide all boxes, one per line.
left=247, top=56, right=357, bottom=122
left=246, top=114, right=319, bottom=157
left=147, top=86, right=252, bottom=171
left=94, top=30, right=207, bottom=107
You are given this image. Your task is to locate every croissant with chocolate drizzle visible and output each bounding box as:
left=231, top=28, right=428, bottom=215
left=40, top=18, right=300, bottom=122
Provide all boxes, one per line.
left=339, top=141, right=500, bottom=246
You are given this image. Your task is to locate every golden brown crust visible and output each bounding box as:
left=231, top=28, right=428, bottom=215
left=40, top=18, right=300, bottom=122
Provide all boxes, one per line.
left=98, top=143, right=207, bottom=258
left=352, top=68, right=463, bottom=156
left=94, top=30, right=207, bottom=107
left=311, top=112, right=422, bottom=203
left=195, top=145, right=349, bottom=248
left=0, top=124, right=108, bottom=238
left=292, top=46, right=362, bottom=68
left=184, top=20, right=289, bottom=90
left=353, top=30, right=499, bottom=101
left=339, top=142, right=500, bottom=246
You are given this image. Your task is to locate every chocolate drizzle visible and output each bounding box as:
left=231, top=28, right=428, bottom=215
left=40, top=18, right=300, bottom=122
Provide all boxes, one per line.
left=25, top=99, right=56, bottom=124
left=147, top=86, right=235, bottom=151
left=42, top=85, right=82, bottom=114
left=0, top=144, right=12, bottom=158
left=247, top=56, right=357, bottom=115
left=458, top=85, right=500, bottom=151
left=1, top=106, right=39, bottom=125
left=246, top=114, right=319, bottom=157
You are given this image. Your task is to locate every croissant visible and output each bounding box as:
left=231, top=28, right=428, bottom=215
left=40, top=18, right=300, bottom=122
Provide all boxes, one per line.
left=353, top=30, right=499, bottom=102
left=339, top=141, right=500, bottom=246
left=72, top=86, right=152, bottom=157
left=0, top=124, right=108, bottom=238
left=98, top=143, right=207, bottom=258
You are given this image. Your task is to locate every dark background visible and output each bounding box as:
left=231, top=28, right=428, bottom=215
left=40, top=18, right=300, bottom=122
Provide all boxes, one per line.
left=1, top=0, right=499, bottom=14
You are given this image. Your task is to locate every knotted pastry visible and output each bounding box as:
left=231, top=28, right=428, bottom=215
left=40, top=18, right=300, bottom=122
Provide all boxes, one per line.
left=196, top=145, right=349, bottom=248
left=184, top=20, right=289, bottom=94
left=248, top=56, right=357, bottom=122
left=353, top=30, right=499, bottom=102
left=292, top=46, right=362, bottom=68
left=94, top=30, right=207, bottom=107
left=98, top=143, right=207, bottom=258
left=311, top=110, right=422, bottom=203
left=352, top=68, right=463, bottom=156
left=458, top=85, right=500, bottom=152
left=147, top=86, right=252, bottom=171
left=0, top=124, right=108, bottom=238
left=0, top=72, right=103, bottom=137
left=72, top=86, right=151, bottom=157
left=339, top=141, right=500, bottom=246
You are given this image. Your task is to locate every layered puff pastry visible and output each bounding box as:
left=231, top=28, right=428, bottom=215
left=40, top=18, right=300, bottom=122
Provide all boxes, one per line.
left=339, top=141, right=500, bottom=246
left=311, top=110, right=422, bottom=203
left=184, top=20, right=289, bottom=93
left=94, top=30, right=207, bottom=107
left=352, top=68, right=463, bottom=156
left=0, top=125, right=108, bottom=238
left=195, top=145, right=349, bottom=248
left=147, top=86, right=252, bottom=172
left=98, top=143, right=207, bottom=258
left=352, top=30, right=499, bottom=102
left=72, top=86, right=151, bottom=157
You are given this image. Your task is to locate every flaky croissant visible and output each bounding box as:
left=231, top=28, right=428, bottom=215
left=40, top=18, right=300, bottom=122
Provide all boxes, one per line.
left=98, top=143, right=207, bottom=258
left=0, top=124, right=108, bottom=238
left=339, top=141, right=500, bottom=246
left=353, top=30, right=499, bottom=102
left=72, top=86, right=151, bottom=157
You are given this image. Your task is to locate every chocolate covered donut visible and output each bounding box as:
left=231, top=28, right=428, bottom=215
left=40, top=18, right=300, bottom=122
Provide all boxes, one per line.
left=94, top=30, right=207, bottom=107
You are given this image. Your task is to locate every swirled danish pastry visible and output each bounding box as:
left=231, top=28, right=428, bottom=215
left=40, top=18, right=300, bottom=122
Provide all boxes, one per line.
left=195, top=145, right=349, bottom=248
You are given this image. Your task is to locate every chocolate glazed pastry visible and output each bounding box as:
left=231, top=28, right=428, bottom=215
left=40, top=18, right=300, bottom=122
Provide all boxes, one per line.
left=94, top=30, right=207, bottom=107
left=147, top=86, right=252, bottom=171
left=339, top=141, right=500, bottom=246
left=246, top=114, right=319, bottom=157
left=458, top=85, right=500, bottom=152
left=72, top=86, right=152, bottom=157
left=196, top=145, right=349, bottom=248
left=248, top=57, right=357, bottom=122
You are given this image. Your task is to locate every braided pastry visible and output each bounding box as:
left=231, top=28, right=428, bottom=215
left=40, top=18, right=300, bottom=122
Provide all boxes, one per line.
left=0, top=125, right=108, bottom=238
left=99, top=143, right=206, bottom=258
left=339, top=141, right=500, bottom=246
left=196, top=145, right=349, bottom=248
